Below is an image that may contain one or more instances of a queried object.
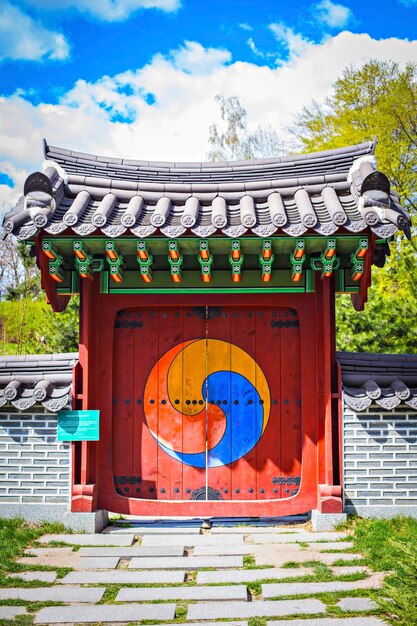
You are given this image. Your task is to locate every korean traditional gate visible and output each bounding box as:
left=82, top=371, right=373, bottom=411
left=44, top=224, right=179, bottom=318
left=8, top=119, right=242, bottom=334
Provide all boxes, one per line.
left=112, top=305, right=302, bottom=504
left=7, top=139, right=408, bottom=519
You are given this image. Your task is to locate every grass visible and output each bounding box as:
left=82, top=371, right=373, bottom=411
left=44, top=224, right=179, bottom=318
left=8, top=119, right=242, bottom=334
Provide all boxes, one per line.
left=343, top=515, right=417, bottom=625
left=0, top=518, right=69, bottom=588
left=246, top=561, right=367, bottom=598
left=243, top=554, right=274, bottom=570
left=1, top=514, right=416, bottom=626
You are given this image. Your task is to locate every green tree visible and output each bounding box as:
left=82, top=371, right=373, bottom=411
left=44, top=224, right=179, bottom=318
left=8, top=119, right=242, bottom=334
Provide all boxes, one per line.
left=294, top=60, right=417, bottom=353
left=207, top=94, right=288, bottom=161
left=208, top=67, right=417, bottom=352
left=0, top=237, right=79, bottom=355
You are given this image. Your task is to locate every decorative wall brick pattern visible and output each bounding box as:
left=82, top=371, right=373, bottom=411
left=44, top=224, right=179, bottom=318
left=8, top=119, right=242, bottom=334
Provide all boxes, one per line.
left=343, top=403, right=417, bottom=508
left=0, top=412, right=71, bottom=505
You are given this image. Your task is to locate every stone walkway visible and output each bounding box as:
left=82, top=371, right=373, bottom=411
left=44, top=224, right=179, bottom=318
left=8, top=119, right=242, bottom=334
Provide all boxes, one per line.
left=2, top=519, right=388, bottom=625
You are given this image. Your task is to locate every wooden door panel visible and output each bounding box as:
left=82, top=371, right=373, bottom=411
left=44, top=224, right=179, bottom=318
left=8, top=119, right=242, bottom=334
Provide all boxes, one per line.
left=112, top=305, right=302, bottom=503
left=155, top=308, right=184, bottom=500
left=205, top=307, right=232, bottom=499
left=253, top=308, right=281, bottom=500
left=112, top=309, right=136, bottom=498
left=132, top=308, right=159, bottom=499
left=228, top=308, right=258, bottom=501
left=178, top=309, right=207, bottom=500
left=279, top=308, right=302, bottom=496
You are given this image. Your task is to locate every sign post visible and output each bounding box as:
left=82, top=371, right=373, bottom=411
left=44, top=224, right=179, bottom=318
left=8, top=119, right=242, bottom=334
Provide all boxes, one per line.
left=57, top=410, right=100, bottom=441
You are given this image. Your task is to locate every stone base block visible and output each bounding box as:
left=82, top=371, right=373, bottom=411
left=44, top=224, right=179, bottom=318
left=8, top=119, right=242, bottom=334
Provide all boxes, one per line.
left=0, top=504, right=108, bottom=533
left=311, top=509, right=347, bottom=531
left=345, top=505, right=417, bottom=519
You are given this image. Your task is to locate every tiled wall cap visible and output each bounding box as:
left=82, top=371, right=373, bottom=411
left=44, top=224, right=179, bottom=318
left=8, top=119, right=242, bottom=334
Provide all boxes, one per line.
left=363, top=208, right=380, bottom=226
left=4, top=381, right=22, bottom=401
left=268, top=192, right=287, bottom=227
left=212, top=197, right=227, bottom=228
left=92, top=193, right=116, bottom=227
left=338, top=351, right=417, bottom=412
left=240, top=195, right=256, bottom=228
left=33, top=380, right=52, bottom=402
left=151, top=197, right=171, bottom=228
left=362, top=380, right=381, bottom=400
left=181, top=197, right=199, bottom=228
left=376, top=395, right=401, bottom=410
left=121, top=195, right=143, bottom=228
left=32, top=209, right=51, bottom=228
left=321, top=186, right=347, bottom=225
left=295, top=188, right=318, bottom=228
left=391, top=379, right=411, bottom=400
left=63, top=191, right=90, bottom=226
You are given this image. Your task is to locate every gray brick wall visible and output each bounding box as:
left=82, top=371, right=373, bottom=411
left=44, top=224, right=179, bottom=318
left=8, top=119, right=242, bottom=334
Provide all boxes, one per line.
left=343, top=403, right=417, bottom=509
left=0, top=412, right=71, bottom=505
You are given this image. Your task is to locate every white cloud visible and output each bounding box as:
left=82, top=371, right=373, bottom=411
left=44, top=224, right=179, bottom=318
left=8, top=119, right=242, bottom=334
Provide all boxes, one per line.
left=2, top=32, right=417, bottom=213
left=314, top=0, right=352, bottom=28
left=239, top=23, right=253, bottom=32
left=0, top=2, right=70, bottom=62
left=269, top=22, right=310, bottom=59
left=247, top=37, right=264, bottom=57
left=168, top=41, right=231, bottom=75
left=22, top=0, right=180, bottom=21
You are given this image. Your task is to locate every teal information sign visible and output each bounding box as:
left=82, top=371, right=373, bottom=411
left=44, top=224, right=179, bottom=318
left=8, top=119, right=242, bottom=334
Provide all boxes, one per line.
left=57, top=410, right=100, bottom=441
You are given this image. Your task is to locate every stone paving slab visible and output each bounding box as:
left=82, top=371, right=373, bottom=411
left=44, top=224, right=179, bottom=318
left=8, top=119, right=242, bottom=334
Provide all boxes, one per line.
left=8, top=571, right=57, bottom=582
left=38, top=533, right=135, bottom=546
left=141, top=534, right=244, bottom=546
left=264, top=617, right=387, bottom=626
left=337, top=597, right=378, bottom=611
left=187, top=599, right=326, bottom=620
left=129, top=555, right=243, bottom=569
left=0, top=586, right=105, bottom=602
left=307, top=542, right=354, bottom=551
left=19, top=547, right=80, bottom=569
left=34, top=603, right=176, bottom=624
left=317, top=553, right=364, bottom=564
left=252, top=544, right=363, bottom=567
left=331, top=566, right=370, bottom=576
left=60, top=570, right=185, bottom=584
left=160, top=622, right=247, bottom=626
left=0, top=606, right=27, bottom=619
left=197, top=567, right=316, bottom=584
left=103, top=525, right=201, bottom=535
left=77, top=556, right=120, bottom=569
left=251, top=532, right=348, bottom=544
left=135, top=527, right=201, bottom=535
left=193, top=545, right=253, bottom=556
left=211, top=527, right=305, bottom=534
left=103, top=527, right=200, bottom=535
left=116, top=584, right=248, bottom=601
left=262, top=574, right=384, bottom=598
left=78, top=546, right=184, bottom=557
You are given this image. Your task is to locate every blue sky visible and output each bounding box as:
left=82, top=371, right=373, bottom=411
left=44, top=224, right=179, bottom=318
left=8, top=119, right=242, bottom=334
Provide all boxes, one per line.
left=1, top=0, right=417, bottom=213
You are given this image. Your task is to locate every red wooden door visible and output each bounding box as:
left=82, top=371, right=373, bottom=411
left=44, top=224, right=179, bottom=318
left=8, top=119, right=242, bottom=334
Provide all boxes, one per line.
left=112, top=306, right=301, bottom=502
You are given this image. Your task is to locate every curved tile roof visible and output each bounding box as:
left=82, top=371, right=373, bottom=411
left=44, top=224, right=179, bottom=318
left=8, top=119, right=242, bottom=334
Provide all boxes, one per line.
left=0, top=350, right=415, bottom=413
left=2, top=139, right=411, bottom=242
left=0, top=353, right=76, bottom=413
left=337, top=351, right=417, bottom=412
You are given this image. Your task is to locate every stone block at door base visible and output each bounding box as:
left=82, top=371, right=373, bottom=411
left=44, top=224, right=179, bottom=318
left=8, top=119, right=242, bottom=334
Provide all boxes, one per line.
left=311, top=510, right=347, bottom=531
left=0, top=504, right=108, bottom=533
